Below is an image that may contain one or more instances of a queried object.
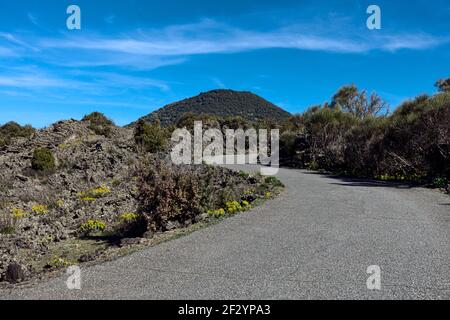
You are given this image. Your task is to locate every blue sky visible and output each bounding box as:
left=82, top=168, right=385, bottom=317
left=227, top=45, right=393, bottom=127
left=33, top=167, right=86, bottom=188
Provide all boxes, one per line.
left=1, top=0, right=449, bottom=127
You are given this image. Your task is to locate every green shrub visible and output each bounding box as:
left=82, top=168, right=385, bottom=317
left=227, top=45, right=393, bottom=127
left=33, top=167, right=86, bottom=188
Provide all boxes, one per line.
left=116, top=213, right=146, bottom=237
left=238, top=171, right=250, bottom=179
left=79, top=220, right=106, bottom=236
left=264, top=176, right=284, bottom=188
left=241, top=200, right=252, bottom=211
left=77, top=185, right=111, bottom=200
left=31, top=205, right=49, bottom=215
left=134, top=119, right=168, bottom=153
left=433, top=177, right=448, bottom=189
left=207, top=208, right=226, bottom=217
left=82, top=112, right=114, bottom=136
left=0, top=135, right=7, bottom=148
left=0, top=212, right=16, bottom=234
left=435, top=78, right=450, bottom=92
left=278, top=82, right=450, bottom=183
left=0, top=122, right=34, bottom=147
left=46, top=257, right=70, bottom=269
left=31, top=148, right=55, bottom=172
left=225, top=201, right=242, bottom=214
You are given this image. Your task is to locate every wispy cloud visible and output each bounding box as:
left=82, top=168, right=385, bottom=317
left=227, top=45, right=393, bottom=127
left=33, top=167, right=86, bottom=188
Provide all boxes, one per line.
left=0, top=66, right=170, bottom=94
left=0, top=73, right=81, bottom=89
left=211, top=77, right=226, bottom=89
left=0, top=32, right=39, bottom=52
left=3, top=19, right=449, bottom=73
left=39, top=19, right=450, bottom=57
left=27, top=13, right=39, bottom=27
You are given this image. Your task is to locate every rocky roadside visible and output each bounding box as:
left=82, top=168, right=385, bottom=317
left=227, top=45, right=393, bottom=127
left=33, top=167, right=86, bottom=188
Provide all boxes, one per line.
left=0, top=119, right=283, bottom=285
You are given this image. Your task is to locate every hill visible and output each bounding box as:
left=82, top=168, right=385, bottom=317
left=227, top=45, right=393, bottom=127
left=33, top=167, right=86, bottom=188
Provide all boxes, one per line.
left=131, top=89, right=292, bottom=126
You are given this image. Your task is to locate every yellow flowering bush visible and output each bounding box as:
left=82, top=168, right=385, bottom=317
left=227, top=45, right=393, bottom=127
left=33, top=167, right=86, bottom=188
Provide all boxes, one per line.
left=11, top=208, right=27, bottom=219
left=225, top=201, right=242, bottom=214
left=207, top=208, right=226, bottom=217
left=79, top=219, right=106, bottom=235
left=81, top=197, right=96, bottom=202
left=90, top=185, right=111, bottom=196
left=119, top=213, right=139, bottom=223
left=78, top=184, right=111, bottom=201
left=32, top=204, right=49, bottom=215
left=241, top=200, right=252, bottom=211
left=48, top=257, right=70, bottom=269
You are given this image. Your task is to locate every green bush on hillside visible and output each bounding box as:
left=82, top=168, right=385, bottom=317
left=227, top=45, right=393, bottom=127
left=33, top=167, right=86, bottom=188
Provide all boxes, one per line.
left=32, top=147, right=56, bottom=172
left=0, top=122, right=35, bottom=147
left=82, top=112, right=114, bottom=136
left=134, top=119, right=169, bottom=153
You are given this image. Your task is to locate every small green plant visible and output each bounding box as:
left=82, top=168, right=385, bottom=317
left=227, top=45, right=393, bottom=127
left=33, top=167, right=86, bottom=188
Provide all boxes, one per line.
left=11, top=208, right=27, bottom=219
left=32, top=204, right=49, bottom=215
left=119, top=212, right=139, bottom=223
left=433, top=177, right=448, bottom=189
left=244, top=188, right=255, bottom=195
left=31, top=147, right=55, bottom=172
left=81, top=197, right=96, bottom=202
left=225, top=201, right=242, bottom=214
left=112, top=178, right=121, bottom=187
left=264, top=176, right=284, bottom=187
left=90, top=185, right=111, bottom=196
left=265, top=192, right=271, bottom=199
left=47, top=257, right=70, bottom=269
left=307, top=161, right=320, bottom=171
left=238, top=171, right=250, bottom=179
left=207, top=208, right=226, bottom=217
left=116, top=213, right=146, bottom=237
left=82, top=112, right=114, bottom=136
left=79, top=219, right=106, bottom=236
left=0, top=208, right=26, bottom=234
left=0, top=213, right=15, bottom=234
left=78, top=184, right=111, bottom=201
left=241, top=200, right=252, bottom=211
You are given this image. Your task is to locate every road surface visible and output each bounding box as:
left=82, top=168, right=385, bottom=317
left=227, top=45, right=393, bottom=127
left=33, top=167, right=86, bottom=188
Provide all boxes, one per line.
left=1, top=166, right=449, bottom=299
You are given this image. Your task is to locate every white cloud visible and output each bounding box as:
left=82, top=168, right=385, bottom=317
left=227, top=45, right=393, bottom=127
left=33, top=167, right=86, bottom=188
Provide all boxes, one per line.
left=0, top=73, right=78, bottom=89
left=4, top=19, right=449, bottom=72
left=0, top=65, right=170, bottom=95
left=39, top=20, right=450, bottom=57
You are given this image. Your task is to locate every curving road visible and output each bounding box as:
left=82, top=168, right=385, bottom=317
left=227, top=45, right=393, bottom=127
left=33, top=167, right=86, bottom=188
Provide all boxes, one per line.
left=1, top=166, right=449, bottom=299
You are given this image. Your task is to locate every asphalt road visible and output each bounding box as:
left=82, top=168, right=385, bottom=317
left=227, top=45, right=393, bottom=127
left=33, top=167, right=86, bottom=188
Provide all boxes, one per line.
left=1, top=166, right=449, bottom=299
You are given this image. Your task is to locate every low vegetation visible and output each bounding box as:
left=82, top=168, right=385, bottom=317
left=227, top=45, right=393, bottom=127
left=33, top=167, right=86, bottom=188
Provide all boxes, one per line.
left=79, top=219, right=107, bottom=237
left=279, top=81, right=450, bottom=188
left=136, top=157, right=282, bottom=233
left=82, top=112, right=115, bottom=137
left=134, top=119, right=169, bottom=153
left=31, top=147, right=56, bottom=172
left=0, top=122, right=34, bottom=148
